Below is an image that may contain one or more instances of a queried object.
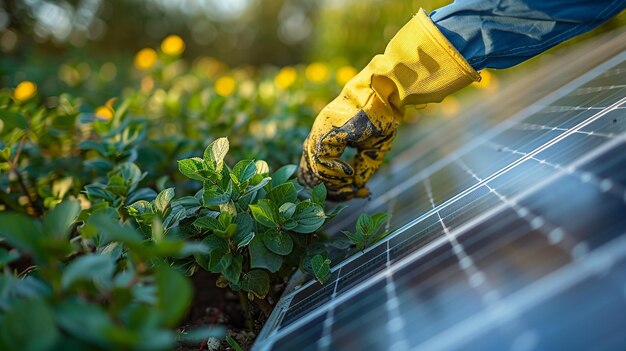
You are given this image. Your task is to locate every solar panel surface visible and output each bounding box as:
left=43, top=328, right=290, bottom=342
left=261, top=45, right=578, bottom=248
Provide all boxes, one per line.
left=253, top=48, right=626, bottom=351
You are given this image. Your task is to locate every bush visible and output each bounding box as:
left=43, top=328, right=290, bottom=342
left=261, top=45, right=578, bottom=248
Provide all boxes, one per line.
left=0, top=42, right=389, bottom=350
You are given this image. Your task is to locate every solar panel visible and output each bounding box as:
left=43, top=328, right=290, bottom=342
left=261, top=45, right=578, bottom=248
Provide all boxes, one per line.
left=253, top=47, right=626, bottom=351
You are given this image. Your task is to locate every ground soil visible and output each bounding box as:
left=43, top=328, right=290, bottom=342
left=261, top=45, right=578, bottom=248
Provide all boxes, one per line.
left=176, top=270, right=268, bottom=351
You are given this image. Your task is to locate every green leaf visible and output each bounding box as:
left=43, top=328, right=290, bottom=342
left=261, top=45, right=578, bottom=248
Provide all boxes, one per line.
left=245, top=176, right=271, bottom=195
left=232, top=159, right=257, bottom=183
left=204, top=137, right=229, bottom=169
left=271, top=164, right=297, bottom=187
left=0, top=110, right=27, bottom=135
left=119, top=162, right=145, bottom=192
left=89, top=214, right=148, bottom=256
left=156, top=266, right=192, bottom=327
left=0, top=212, right=42, bottom=254
left=203, top=187, right=231, bottom=207
left=292, top=201, right=326, bottom=234
left=233, top=213, right=254, bottom=248
left=356, top=213, right=372, bottom=234
left=278, top=202, right=296, bottom=219
left=222, top=254, right=243, bottom=284
left=79, top=140, right=108, bottom=156
left=283, top=219, right=297, bottom=230
left=249, top=199, right=278, bottom=228
left=194, top=235, right=229, bottom=272
left=312, top=183, right=327, bottom=206
left=193, top=215, right=220, bottom=231
left=0, top=299, right=59, bottom=351
left=226, top=335, right=245, bottom=351
left=42, top=200, right=80, bottom=238
left=343, top=230, right=366, bottom=251
left=218, top=212, right=232, bottom=228
left=126, top=188, right=158, bottom=204
left=326, top=204, right=348, bottom=220
left=177, top=157, right=208, bottom=181
left=354, top=212, right=389, bottom=248
left=215, top=223, right=237, bottom=240
left=249, top=235, right=283, bottom=272
left=236, top=232, right=255, bottom=250
left=311, top=254, right=331, bottom=284
left=55, top=300, right=112, bottom=347
left=267, top=182, right=297, bottom=206
left=154, top=188, right=175, bottom=214
left=61, top=254, right=116, bottom=290
left=241, top=269, right=270, bottom=299
left=370, top=213, right=389, bottom=234
left=262, top=229, right=293, bottom=255
left=152, top=217, right=164, bottom=242
left=84, top=184, right=117, bottom=202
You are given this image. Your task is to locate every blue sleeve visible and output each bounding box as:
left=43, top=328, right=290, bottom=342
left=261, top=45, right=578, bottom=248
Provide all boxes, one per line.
left=430, top=0, right=626, bottom=70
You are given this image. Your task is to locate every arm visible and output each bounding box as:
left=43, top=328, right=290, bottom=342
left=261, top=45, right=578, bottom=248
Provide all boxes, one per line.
left=432, top=0, right=626, bottom=70
left=298, top=2, right=626, bottom=201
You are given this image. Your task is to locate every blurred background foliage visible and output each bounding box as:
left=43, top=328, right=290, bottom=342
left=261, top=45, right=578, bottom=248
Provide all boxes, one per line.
left=3, top=0, right=624, bottom=85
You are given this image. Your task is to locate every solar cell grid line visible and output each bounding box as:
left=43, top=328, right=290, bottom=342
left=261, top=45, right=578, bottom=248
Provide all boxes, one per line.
left=382, top=240, right=410, bottom=351
left=316, top=266, right=340, bottom=351
left=252, top=133, right=626, bottom=350
left=580, top=109, right=626, bottom=135
left=267, top=88, right=626, bottom=333
left=514, top=122, right=619, bottom=139
left=414, top=231, right=626, bottom=351
left=485, top=134, right=626, bottom=203
left=456, top=160, right=581, bottom=259
left=424, top=178, right=489, bottom=292
left=422, top=178, right=534, bottom=340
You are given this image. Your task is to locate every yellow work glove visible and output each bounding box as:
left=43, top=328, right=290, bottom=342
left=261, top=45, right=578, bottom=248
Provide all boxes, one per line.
left=298, top=9, right=480, bottom=201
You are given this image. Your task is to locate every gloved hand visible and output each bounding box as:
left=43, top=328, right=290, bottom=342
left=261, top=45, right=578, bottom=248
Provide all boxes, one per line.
left=298, top=9, right=480, bottom=201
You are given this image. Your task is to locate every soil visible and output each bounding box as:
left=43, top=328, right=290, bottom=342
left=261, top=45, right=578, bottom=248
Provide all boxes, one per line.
left=176, top=270, right=269, bottom=351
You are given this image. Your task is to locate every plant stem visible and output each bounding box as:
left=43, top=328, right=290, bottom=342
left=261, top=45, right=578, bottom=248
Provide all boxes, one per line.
left=8, top=136, right=41, bottom=216
left=254, top=297, right=273, bottom=317
left=238, top=291, right=254, bottom=331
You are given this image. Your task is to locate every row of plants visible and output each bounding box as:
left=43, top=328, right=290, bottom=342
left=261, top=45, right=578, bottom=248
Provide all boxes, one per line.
left=0, top=38, right=389, bottom=350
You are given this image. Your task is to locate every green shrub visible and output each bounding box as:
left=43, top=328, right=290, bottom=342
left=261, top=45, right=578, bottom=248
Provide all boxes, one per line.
left=0, top=51, right=389, bottom=349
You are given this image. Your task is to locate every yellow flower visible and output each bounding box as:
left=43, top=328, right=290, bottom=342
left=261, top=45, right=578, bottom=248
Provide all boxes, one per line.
left=336, top=65, right=357, bottom=86
left=305, top=62, right=329, bottom=83
left=95, top=106, right=113, bottom=120
left=134, top=48, right=157, bottom=70
left=95, top=98, right=116, bottom=120
left=214, top=76, right=236, bottom=97
left=274, top=66, right=297, bottom=89
left=161, top=35, right=185, bottom=56
left=13, top=81, right=37, bottom=102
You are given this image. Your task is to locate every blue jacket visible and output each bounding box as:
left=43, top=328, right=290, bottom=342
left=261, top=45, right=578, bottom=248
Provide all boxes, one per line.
left=431, top=0, right=626, bottom=69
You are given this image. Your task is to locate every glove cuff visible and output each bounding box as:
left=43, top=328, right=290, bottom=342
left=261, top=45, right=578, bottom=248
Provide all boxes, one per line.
left=357, top=8, right=481, bottom=111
